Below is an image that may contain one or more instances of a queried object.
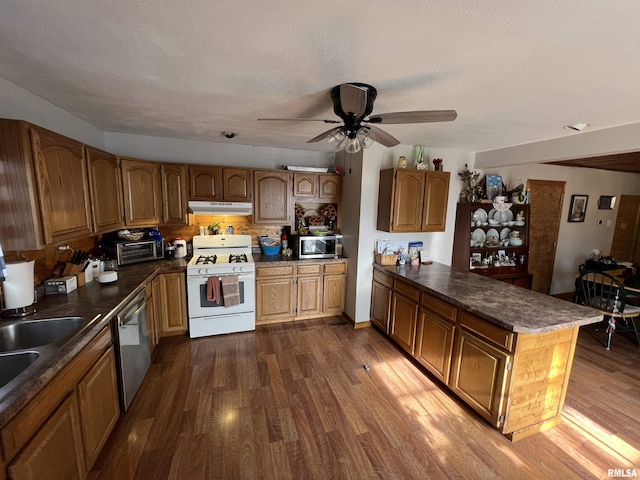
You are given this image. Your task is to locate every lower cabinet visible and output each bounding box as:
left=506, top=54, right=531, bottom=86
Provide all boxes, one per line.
left=153, top=272, right=188, bottom=336
left=77, top=347, right=120, bottom=469
left=370, top=270, right=393, bottom=333
left=2, top=326, right=119, bottom=479
left=415, top=309, right=455, bottom=384
left=8, top=393, right=86, bottom=480
left=256, top=261, right=348, bottom=325
left=449, top=329, right=511, bottom=427
left=389, top=280, right=420, bottom=355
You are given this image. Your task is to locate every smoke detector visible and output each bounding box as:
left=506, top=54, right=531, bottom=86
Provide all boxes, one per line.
left=563, top=123, right=589, bottom=132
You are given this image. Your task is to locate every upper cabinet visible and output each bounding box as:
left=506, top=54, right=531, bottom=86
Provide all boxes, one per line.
left=253, top=170, right=291, bottom=225
left=0, top=119, right=94, bottom=249
left=377, top=169, right=450, bottom=233
left=120, top=158, right=162, bottom=227
left=160, top=163, right=189, bottom=226
left=222, top=168, right=252, bottom=201
left=189, top=165, right=222, bottom=201
left=86, top=147, right=124, bottom=235
left=293, top=172, right=341, bottom=200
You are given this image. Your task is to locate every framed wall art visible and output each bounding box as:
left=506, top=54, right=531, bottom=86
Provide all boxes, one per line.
left=485, top=175, right=502, bottom=200
left=568, top=194, right=588, bottom=222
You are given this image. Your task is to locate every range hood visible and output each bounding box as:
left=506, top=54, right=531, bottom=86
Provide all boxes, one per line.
left=188, top=201, right=253, bottom=216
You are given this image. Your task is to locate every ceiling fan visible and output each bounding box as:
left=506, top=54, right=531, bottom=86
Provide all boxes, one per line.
left=258, top=82, right=457, bottom=153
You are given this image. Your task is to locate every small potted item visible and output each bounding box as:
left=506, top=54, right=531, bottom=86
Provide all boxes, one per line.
left=208, top=222, right=220, bottom=235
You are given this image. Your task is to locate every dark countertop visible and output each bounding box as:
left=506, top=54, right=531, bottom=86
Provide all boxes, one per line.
left=375, top=262, right=602, bottom=334
left=0, top=254, right=346, bottom=428
left=252, top=253, right=347, bottom=265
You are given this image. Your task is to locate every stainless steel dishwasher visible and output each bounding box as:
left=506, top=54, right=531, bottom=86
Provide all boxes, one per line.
left=115, top=290, right=151, bottom=410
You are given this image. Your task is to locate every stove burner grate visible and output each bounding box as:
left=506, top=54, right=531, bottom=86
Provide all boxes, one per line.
left=195, top=255, right=217, bottom=265
left=229, top=254, right=248, bottom=263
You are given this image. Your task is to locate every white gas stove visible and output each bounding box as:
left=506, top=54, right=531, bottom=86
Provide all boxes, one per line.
left=187, top=235, right=255, bottom=338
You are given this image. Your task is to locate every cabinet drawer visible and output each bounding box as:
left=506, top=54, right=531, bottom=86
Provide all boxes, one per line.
left=297, top=263, right=322, bottom=276
left=421, top=293, right=457, bottom=323
left=373, top=269, right=393, bottom=288
left=324, top=262, right=347, bottom=274
left=460, top=311, right=514, bottom=352
left=256, top=265, right=295, bottom=278
left=394, top=280, right=420, bottom=302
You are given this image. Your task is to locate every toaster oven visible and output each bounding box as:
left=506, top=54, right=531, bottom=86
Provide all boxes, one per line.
left=105, top=239, right=164, bottom=265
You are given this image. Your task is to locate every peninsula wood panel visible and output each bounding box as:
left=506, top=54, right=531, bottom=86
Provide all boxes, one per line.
left=86, top=147, right=124, bottom=234
left=31, top=125, right=93, bottom=245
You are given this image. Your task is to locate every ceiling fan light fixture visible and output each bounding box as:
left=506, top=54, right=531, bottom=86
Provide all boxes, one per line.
left=326, top=129, right=346, bottom=151
left=563, top=123, right=589, bottom=132
left=344, top=136, right=362, bottom=154
left=356, top=126, right=376, bottom=148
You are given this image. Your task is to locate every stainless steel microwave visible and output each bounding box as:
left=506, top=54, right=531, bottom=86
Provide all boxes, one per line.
left=105, top=239, right=164, bottom=265
left=292, top=234, right=343, bottom=259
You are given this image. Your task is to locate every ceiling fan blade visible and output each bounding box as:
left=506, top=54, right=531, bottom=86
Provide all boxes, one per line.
left=367, top=126, right=400, bottom=147
left=339, top=84, right=368, bottom=117
left=306, top=126, right=344, bottom=143
left=258, top=118, right=341, bottom=123
left=367, top=110, right=458, bottom=124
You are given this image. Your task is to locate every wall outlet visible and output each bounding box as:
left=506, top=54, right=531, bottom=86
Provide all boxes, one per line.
left=596, top=219, right=604, bottom=226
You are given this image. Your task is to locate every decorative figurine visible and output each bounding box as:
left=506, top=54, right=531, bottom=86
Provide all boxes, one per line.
left=397, top=156, right=408, bottom=168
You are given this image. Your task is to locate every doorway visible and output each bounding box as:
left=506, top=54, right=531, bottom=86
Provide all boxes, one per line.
left=527, top=179, right=566, bottom=294
left=610, top=195, right=640, bottom=262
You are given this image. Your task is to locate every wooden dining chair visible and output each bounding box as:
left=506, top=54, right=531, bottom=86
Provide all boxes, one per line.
left=576, top=270, right=640, bottom=349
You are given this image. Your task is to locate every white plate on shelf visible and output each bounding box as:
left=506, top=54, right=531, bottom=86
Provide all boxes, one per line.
left=471, top=228, right=486, bottom=246
left=514, top=220, right=525, bottom=226
left=500, top=228, right=511, bottom=241
left=473, top=208, right=488, bottom=224
left=488, top=208, right=496, bottom=220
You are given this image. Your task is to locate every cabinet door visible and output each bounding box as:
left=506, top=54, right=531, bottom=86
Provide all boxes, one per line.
left=8, top=392, right=85, bottom=480
left=86, top=147, right=124, bottom=234
left=161, top=163, right=188, bottom=225
left=293, top=173, right=317, bottom=198
left=415, top=309, right=455, bottom=383
left=391, top=170, right=424, bottom=232
left=390, top=292, right=419, bottom=355
left=370, top=281, right=392, bottom=333
left=319, top=174, right=341, bottom=199
left=256, top=277, right=296, bottom=323
left=31, top=126, right=93, bottom=244
left=322, top=274, right=346, bottom=315
left=450, top=329, right=511, bottom=427
left=154, top=273, right=188, bottom=336
left=253, top=170, right=291, bottom=225
left=422, top=171, right=450, bottom=232
left=77, top=347, right=120, bottom=469
left=146, top=282, right=159, bottom=352
left=121, top=158, right=161, bottom=227
left=297, top=275, right=322, bottom=318
left=189, top=165, right=222, bottom=201
left=222, top=168, right=252, bottom=201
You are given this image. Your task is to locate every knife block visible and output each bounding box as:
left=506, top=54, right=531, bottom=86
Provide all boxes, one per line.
left=63, top=262, right=86, bottom=287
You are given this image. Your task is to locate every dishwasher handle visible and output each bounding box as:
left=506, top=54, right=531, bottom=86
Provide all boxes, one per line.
left=117, top=291, right=147, bottom=326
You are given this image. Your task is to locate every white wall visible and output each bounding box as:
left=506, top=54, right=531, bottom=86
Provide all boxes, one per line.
left=0, top=77, right=104, bottom=148
left=346, top=144, right=473, bottom=324
left=486, top=164, right=640, bottom=294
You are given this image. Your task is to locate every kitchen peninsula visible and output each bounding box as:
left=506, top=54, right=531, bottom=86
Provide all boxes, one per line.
left=371, top=262, right=601, bottom=441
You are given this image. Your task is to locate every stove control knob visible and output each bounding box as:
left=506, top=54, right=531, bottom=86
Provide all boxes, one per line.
left=233, top=266, right=244, bottom=273
left=198, top=269, right=208, bottom=275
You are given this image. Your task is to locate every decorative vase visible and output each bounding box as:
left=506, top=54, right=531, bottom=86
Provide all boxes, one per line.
left=467, top=192, right=478, bottom=203
left=414, top=145, right=426, bottom=169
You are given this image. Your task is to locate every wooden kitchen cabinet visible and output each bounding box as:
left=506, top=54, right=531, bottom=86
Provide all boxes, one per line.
left=370, top=270, right=393, bottom=333
left=389, top=280, right=420, bottom=355
left=222, top=167, right=252, bottom=201
left=153, top=272, right=188, bottom=336
left=161, top=163, right=189, bottom=225
left=415, top=293, right=457, bottom=384
left=322, top=262, right=347, bottom=315
left=292, top=172, right=341, bottom=200
left=377, top=169, right=450, bottom=233
left=256, top=265, right=296, bottom=324
left=253, top=170, right=292, bottom=225
left=86, top=147, right=124, bottom=235
left=7, top=392, right=86, bottom=480
left=189, top=165, right=222, bottom=201
left=77, top=346, right=120, bottom=469
left=120, top=158, right=162, bottom=227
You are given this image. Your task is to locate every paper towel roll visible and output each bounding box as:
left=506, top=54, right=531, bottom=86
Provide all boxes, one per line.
left=4, top=261, right=35, bottom=309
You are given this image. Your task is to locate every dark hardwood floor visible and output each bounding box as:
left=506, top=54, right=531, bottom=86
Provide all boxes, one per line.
left=89, top=318, right=640, bottom=479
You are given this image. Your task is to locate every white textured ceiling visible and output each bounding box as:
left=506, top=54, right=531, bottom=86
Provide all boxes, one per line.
left=1, top=0, right=639, bottom=153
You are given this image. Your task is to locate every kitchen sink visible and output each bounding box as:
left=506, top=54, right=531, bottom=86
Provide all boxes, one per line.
left=0, top=317, right=86, bottom=352
left=0, top=351, right=40, bottom=389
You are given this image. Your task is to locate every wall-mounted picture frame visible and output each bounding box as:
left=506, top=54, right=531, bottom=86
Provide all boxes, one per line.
left=568, top=194, right=588, bottom=222
left=485, top=175, right=502, bottom=200
left=598, top=195, right=616, bottom=210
